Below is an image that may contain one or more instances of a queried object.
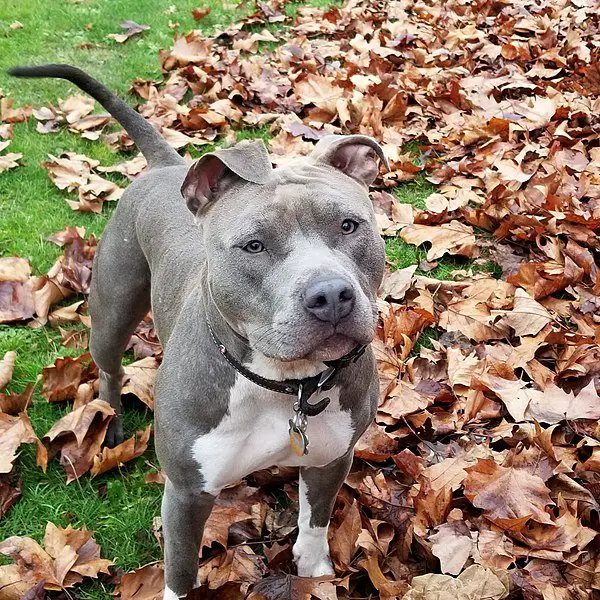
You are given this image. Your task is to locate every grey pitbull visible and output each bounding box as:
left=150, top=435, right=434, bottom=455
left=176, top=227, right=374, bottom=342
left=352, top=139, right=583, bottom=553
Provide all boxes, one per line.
left=11, top=65, right=387, bottom=598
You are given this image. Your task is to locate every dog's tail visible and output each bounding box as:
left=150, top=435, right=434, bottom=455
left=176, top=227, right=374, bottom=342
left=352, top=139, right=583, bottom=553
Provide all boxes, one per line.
left=8, top=64, right=184, bottom=169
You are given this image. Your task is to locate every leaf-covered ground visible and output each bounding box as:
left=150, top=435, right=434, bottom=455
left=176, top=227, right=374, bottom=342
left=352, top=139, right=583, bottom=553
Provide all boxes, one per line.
left=0, top=0, right=599, bottom=599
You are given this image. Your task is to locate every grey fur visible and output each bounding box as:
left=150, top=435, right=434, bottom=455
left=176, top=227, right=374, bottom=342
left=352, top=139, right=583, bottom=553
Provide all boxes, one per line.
left=13, top=65, right=387, bottom=598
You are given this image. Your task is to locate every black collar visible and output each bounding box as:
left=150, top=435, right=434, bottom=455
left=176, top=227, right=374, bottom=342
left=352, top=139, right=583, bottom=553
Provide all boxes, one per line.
left=207, top=321, right=366, bottom=417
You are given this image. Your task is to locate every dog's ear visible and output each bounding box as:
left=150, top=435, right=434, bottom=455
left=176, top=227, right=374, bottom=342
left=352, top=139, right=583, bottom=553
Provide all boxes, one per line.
left=309, top=134, right=389, bottom=187
left=181, top=139, right=272, bottom=215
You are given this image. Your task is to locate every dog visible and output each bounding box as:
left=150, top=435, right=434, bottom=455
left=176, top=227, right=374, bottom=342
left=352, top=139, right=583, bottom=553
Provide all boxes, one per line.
left=10, top=64, right=387, bottom=599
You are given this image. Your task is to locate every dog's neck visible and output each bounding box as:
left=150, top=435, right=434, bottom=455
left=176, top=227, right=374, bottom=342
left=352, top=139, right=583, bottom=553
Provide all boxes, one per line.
left=201, top=279, right=325, bottom=382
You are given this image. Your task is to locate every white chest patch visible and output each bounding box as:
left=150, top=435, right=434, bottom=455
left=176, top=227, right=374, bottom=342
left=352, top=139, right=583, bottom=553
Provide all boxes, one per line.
left=191, top=373, right=354, bottom=496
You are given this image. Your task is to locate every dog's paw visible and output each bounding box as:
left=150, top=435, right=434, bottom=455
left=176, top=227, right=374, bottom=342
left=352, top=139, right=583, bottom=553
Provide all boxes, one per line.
left=293, top=539, right=335, bottom=578
left=105, top=418, right=125, bottom=448
left=294, top=553, right=335, bottom=578
left=163, top=586, right=182, bottom=600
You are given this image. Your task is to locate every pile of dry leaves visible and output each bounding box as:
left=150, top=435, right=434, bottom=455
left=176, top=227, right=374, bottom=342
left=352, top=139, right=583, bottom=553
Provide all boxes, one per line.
left=1, top=0, right=599, bottom=598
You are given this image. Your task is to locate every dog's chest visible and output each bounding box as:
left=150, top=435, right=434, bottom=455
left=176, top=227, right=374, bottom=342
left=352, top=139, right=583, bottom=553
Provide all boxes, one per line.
left=191, top=375, right=354, bottom=495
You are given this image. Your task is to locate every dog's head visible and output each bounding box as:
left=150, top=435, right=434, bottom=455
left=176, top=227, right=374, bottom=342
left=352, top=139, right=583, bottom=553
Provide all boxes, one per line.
left=181, top=135, right=387, bottom=362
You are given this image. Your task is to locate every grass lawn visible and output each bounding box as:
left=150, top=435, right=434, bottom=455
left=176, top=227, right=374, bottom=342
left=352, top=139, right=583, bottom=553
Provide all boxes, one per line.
left=0, top=1, right=495, bottom=598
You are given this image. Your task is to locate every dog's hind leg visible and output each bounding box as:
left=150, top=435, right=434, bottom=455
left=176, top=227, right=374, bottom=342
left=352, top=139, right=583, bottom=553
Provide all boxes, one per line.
left=89, top=218, right=151, bottom=447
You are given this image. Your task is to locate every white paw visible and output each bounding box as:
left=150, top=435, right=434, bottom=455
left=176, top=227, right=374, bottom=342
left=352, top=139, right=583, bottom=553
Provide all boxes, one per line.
left=293, top=528, right=335, bottom=578
left=295, top=553, right=335, bottom=578
left=163, top=586, right=182, bottom=600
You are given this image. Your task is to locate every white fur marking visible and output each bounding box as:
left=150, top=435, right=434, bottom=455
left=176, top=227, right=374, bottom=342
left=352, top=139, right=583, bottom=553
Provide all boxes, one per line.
left=293, top=477, right=334, bottom=577
left=191, top=357, right=354, bottom=496
left=163, top=585, right=181, bottom=600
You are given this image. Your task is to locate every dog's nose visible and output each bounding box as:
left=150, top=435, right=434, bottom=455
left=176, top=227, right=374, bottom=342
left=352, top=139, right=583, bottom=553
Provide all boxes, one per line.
left=303, top=278, right=355, bottom=324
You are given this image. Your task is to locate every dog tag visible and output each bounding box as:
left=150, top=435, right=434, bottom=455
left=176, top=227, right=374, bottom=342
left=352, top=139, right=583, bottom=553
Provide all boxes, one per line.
left=288, top=419, right=309, bottom=456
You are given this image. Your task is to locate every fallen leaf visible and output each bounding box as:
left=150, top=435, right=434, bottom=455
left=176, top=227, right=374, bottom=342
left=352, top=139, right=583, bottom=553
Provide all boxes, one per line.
left=107, top=20, right=150, bottom=43
left=116, top=563, right=164, bottom=600
left=41, top=353, right=96, bottom=403
left=399, top=221, right=476, bottom=261
left=0, top=351, right=16, bottom=390
left=0, top=412, right=45, bottom=474
left=42, top=399, right=115, bottom=482
left=464, top=459, right=554, bottom=528
left=192, top=7, right=211, bottom=20
left=0, top=477, right=21, bottom=519
left=90, top=426, right=151, bottom=477
left=122, top=357, right=159, bottom=409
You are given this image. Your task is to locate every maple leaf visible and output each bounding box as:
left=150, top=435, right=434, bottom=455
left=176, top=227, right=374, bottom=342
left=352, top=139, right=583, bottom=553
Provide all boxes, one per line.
left=328, top=496, right=361, bottom=572
left=463, top=459, right=554, bottom=528
left=0, top=140, right=23, bottom=173
left=42, top=399, right=115, bottom=482
left=399, top=221, right=476, bottom=261
left=402, top=565, right=509, bottom=600
left=116, top=563, right=164, bottom=600
left=430, top=517, right=473, bottom=575
left=0, top=383, right=34, bottom=415
left=107, top=20, right=150, bottom=43
left=0, top=351, right=16, bottom=390
left=199, top=546, right=267, bottom=592
left=0, top=523, right=112, bottom=592
left=0, top=412, right=46, bottom=474
left=41, top=353, right=96, bottom=403
left=495, top=288, right=553, bottom=337
left=0, top=476, right=21, bottom=519
left=0, top=257, right=34, bottom=324
left=476, top=374, right=600, bottom=424
left=90, top=425, right=152, bottom=477
left=121, top=356, right=159, bottom=409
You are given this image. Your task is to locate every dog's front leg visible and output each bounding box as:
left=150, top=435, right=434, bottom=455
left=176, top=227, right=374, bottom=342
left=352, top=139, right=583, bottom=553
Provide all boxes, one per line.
left=293, top=450, right=353, bottom=578
left=161, top=478, right=215, bottom=599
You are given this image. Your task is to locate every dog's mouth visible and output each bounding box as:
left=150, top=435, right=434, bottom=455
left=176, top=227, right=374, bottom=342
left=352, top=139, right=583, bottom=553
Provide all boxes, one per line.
left=300, top=333, right=362, bottom=362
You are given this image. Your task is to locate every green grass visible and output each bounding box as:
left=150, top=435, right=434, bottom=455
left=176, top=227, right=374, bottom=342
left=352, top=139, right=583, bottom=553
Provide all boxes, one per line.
left=0, top=1, right=494, bottom=598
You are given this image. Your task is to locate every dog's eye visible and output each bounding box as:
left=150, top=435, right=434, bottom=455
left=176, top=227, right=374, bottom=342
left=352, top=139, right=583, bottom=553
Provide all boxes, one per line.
left=243, top=240, right=265, bottom=253
left=341, top=219, right=359, bottom=234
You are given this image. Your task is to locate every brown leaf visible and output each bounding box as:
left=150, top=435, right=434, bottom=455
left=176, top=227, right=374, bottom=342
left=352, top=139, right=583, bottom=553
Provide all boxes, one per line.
left=0, top=523, right=112, bottom=591
left=107, top=20, right=150, bottom=43
left=248, top=574, right=339, bottom=600
left=0, top=257, right=34, bottom=324
left=0, top=351, right=16, bottom=390
left=0, top=384, right=35, bottom=415
left=0, top=99, right=32, bottom=124
left=464, top=459, right=554, bottom=528
left=0, top=563, right=32, bottom=600
left=399, top=221, right=476, bottom=261
left=199, top=546, right=266, bottom=592
left=329, top=496, right=361, bottom=572
left=379, top=265, right=417, bottom=301
left=41, top=353, right=96, bottom=403
left=402, top=565, right=509, bottom=600
left=90, top=425, right=151, bottom=477
left=0, top=476, right=21, bottom=519
left=192, top=6, right=211, bottom=20
left=354, top=422, right=398, bottom=461
left=0, top=412, right=45, bottom=474
left=477, top=375, right=600, bottom=424
left=116, top=563, right=164, bottom=600
left=495, top=288, right=553, bottom=337
left=43, top=523, right=112, bottom=582
left=122, top=357, right=159, bottom=409
left=0, top=140, right=22, bottom=173
left=43, top=399, right=115, bottom=482
left=430, top=517, right=473, bottom=575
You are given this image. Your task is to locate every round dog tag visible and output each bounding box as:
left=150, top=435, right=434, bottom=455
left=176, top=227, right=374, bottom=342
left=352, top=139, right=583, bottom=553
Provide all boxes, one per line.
left=288, top=420, right=309, bottom=456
